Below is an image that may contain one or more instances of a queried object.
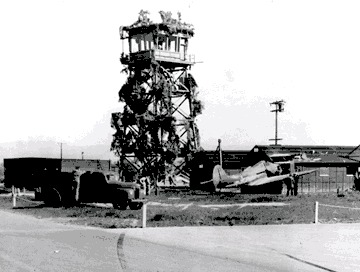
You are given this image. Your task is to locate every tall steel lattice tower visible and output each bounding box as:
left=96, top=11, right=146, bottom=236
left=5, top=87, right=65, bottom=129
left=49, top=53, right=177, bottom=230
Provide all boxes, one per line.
left=111, top=10, right=202, bottom=188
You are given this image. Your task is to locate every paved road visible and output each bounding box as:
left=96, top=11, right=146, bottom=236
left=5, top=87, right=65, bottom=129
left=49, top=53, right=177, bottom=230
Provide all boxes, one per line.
left=118, top=224, right=360, bottom=272
left=1, top=210, right=360, bottom=271
left=0, top=211, right=121, bottom=272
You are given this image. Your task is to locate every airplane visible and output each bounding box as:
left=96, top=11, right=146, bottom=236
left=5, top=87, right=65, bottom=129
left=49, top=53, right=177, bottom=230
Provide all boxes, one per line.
left=202, top=160, right=317, bottom=190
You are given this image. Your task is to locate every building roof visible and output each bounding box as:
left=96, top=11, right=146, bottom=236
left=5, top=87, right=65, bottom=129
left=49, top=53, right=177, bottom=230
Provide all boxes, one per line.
left=309, top=154, right=356, bottom=164
left=250, top=145, right=360, bottom=165
left=346, top=145, right=360, bottom=162
left=203, top=145, right=360, bottom=167
left=252, top=145, right=357, bottom=156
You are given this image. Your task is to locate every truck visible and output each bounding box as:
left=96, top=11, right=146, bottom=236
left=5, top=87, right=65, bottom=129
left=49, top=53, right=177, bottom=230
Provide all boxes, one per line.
left=3, top=157, right=146, bottom=210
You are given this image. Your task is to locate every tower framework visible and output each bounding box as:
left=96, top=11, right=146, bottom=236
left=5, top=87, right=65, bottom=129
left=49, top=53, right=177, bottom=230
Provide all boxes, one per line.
left=111, top=11, right=202, bottom=185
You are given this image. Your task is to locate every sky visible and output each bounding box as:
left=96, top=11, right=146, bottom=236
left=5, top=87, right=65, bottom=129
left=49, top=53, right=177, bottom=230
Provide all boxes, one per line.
left=1, top=0, right=360, bottom=161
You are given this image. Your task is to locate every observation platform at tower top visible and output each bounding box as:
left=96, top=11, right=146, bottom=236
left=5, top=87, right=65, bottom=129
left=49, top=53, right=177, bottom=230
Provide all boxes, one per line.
left=121, top=49, right=195, bottom=67
left=120, top=19, right=196, bottom=68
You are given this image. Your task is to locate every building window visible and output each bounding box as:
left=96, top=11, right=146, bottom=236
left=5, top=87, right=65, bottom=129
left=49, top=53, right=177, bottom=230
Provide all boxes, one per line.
left=320, top=167, right=329, bottom=177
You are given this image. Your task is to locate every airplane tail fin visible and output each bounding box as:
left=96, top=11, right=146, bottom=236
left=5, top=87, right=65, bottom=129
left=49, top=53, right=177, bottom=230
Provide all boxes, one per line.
left=212, top=164, right=229, bottom=187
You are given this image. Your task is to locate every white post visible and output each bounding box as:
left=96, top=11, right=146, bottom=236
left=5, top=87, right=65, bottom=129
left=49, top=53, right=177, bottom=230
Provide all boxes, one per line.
left=142, top=204, right=147, bottom=228
left=218, top=139, right=222, bottom=167
left=314, top=201, right=319, bottom=224
left=12, top=186, right=16, bottom=208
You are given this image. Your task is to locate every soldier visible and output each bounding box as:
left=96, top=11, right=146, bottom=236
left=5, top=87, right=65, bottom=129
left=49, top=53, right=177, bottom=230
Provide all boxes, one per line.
left=139, top=176, right=151, bottom=196
left=293, top=174, right=299, bottom=196
left=285, top=174, right=295, bottom=196
left=167, top=173, right=176, bottom=186
left=354, top=168, right=360, bottom=191
left=72, top=167, right=83, bottom=203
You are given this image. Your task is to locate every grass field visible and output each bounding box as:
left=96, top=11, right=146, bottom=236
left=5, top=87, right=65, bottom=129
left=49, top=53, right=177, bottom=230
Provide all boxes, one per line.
left=2, top=187, right=360, bottom=228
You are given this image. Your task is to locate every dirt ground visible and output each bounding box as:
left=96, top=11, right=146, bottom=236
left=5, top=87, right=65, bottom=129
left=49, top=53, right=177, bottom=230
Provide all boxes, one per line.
left=2, top=187, right=360, bottom=228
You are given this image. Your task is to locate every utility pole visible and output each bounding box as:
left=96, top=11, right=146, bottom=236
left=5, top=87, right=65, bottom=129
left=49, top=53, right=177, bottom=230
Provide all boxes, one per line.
left=59, top=143, right=63, bottom=160
left=269, top=100, right=285, bottom=146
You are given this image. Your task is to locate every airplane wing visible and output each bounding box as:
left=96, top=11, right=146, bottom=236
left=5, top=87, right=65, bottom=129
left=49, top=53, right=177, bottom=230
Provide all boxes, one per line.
left=247, top=174, right=290, bottom=186
left=277, top=160, right=294, bottom=165
left=310, top=158, right=321, bottom=162
left=293, top=169, right=318, bottom=177
left=200, top=179, right=214, bottom=185
left=246, top=169, right=318, bottom=186
left=269, top=153, right=294, bottom=158
left=224, top=179, right=250, bottom=188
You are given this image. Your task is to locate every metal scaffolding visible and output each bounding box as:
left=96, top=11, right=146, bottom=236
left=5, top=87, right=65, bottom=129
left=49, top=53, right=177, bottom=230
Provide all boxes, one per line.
left=111, top=11, right=202, bottom=188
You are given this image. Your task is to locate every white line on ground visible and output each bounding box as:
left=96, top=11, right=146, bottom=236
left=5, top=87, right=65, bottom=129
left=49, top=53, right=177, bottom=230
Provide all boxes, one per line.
left=146, top=202, right=289, bottom=209
left=180, top=203, right=193, bottom=210
left=199, top=203, right=289, bottom=209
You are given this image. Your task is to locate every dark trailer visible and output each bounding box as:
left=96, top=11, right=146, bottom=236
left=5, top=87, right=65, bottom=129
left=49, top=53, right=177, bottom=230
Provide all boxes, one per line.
left=3, top=157, right=111, bottom=189
left=3, top=158, right=112, bottom=204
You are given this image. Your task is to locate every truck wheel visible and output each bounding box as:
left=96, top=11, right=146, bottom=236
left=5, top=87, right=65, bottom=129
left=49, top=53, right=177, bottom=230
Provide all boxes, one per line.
left=44, top=188, right=62, bottom=207
left=113, top=200, right=128, bottom=210
left=34, top=189, right=42, bottom=201
left=119, top=201, right=128, bottom=210
left=129, top=202, right=143, bottom=210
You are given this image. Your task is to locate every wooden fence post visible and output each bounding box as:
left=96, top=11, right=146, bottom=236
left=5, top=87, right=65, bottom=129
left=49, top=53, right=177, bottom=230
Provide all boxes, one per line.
left=142, top=204, right=147, bottom=228
left=12, top=186, right=16, bottom=208
left=314, top=201, right=319, bottom=224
